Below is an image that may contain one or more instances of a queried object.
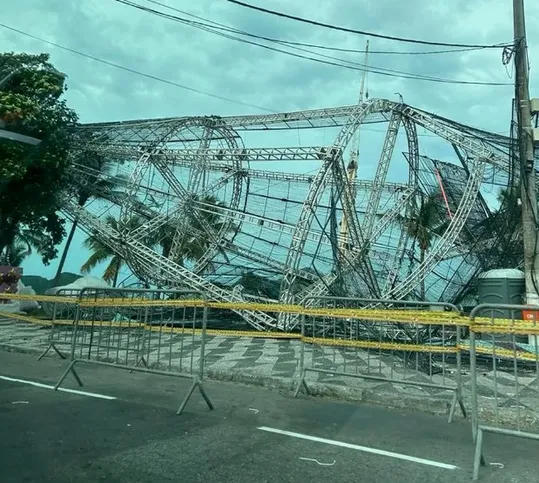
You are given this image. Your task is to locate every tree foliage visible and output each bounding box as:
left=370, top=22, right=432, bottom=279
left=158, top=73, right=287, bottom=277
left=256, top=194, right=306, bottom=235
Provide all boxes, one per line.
left=154, top=195, right=234, bottom=271
left=80, top=214, right=144, bottom=287
left=398, top=190, right=449, bottom=300
left=0, top=52, right=78, bottom=264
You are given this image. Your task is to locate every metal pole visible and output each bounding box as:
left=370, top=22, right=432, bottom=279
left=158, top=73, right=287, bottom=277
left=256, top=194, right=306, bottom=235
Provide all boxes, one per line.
left=514, top=0, right=539, bottom=306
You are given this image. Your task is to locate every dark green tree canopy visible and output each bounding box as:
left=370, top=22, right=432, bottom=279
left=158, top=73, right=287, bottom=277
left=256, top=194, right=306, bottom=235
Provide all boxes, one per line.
left=0, top=52, right=78, bottom=265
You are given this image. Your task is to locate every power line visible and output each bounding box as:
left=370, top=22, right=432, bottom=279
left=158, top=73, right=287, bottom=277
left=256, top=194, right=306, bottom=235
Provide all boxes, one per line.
left=225, top=0, right=513, bottom=49
left=0, top=22, right=277, bottom=113
left=144, top=0, right=488, bottom=56
left=114, top=0, right=511, bottom=86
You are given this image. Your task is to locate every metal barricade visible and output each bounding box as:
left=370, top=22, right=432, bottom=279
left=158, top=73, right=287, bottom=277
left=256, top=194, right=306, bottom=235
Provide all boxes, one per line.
left=54, top=287, right=213, bottom=415
left=294, top=297, right=467, bottom=422
left=469, top=303, right=539, bottom=480
left=38, top=288, right=81, bottom=361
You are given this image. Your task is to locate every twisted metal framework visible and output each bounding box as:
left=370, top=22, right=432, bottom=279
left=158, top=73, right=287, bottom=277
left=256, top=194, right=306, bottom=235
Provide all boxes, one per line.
left=65, top=99, right=516, bottom=331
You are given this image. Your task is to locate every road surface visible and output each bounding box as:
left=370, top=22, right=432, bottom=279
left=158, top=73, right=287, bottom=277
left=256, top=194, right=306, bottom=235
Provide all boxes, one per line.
left=0, top=350, right=536, bottom=482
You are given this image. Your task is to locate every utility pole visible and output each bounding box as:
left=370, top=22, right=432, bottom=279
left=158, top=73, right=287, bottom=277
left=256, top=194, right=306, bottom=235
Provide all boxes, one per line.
left=513, top=0, right=539, bottom=306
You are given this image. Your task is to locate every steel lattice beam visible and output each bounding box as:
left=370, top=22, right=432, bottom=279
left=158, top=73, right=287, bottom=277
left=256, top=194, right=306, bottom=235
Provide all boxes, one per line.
left=62, top=199, right=276, bottom=330
left=66, top=97, right=517, bottom=331
left=363, top=112, right=402, bottom=238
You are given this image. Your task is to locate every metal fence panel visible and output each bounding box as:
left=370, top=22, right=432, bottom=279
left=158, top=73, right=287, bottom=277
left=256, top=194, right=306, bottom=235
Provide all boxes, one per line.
left=38, top=288, right=81, bottom=361
left=294, top=297, right=467, bottom=422
left=54, top=287, right=213, bottom=415
left=469, top=303, right=539, bottom=480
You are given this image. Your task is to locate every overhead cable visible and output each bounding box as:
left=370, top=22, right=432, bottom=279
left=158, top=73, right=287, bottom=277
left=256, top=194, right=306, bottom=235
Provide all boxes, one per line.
left=113, top=0, right=511, bottom=86
left=224, top=0, right=512, bottom=49
left=144, top=0, right=490, bottom=56
left=0, top=22, right=277, bottom=113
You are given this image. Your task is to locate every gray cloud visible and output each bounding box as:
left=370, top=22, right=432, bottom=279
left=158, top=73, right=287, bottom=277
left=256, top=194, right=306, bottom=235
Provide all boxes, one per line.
left=2, top=0, right=538, bottom=277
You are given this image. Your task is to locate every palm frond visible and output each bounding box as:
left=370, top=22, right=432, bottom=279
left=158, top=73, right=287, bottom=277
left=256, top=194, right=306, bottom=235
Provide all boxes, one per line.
left=102, top=256, right=122, bottom=283
left=80, top=250, right=111, bottom=273
left=0, top=243, right=31, bottom=266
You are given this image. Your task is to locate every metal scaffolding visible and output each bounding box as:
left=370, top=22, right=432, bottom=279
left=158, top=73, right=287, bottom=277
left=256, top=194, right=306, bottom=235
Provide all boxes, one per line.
left=65, top=98, right=518, bottom=330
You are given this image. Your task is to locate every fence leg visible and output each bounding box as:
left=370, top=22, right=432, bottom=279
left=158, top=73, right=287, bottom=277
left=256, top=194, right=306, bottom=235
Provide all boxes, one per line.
left=176, top=378, right=214, bottom=415
left=293, top=371, right=309, bottom=398
left=455, top=330, right=466, bottom=420
left=448, top=391, right=458, bottom=423
left=54, top=360, right=83, bottom=390
left=293, top=314, right=308, bottom=398
left=176, top=379, right=198, bottom=415
left=134, top=355, right=149, bottom=369
left=38, top=343, right=67, bottom=361
left=458, top=394, right=467, bottom=419
left=448, top=389, right=467, bottom=423
left=197, top=381, right=214, bottom=410
left=37, top=345, right=52, bottom=361
left=472, top=428, right=486, bottom=480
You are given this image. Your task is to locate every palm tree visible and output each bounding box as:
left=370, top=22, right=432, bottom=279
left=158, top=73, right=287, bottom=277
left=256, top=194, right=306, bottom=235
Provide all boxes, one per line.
left=484, top=186, right=524, bottom=266
left=80, top=214, right=143, bottom=287
left=398, top=190, right=449, bottom=300
left=0, top=225, right=48, bottom=266
left=52, top=152, right=126, bottom=286
left=0, top=242, right=31, bottom=266
left=154, top=195, right=234, bottom=271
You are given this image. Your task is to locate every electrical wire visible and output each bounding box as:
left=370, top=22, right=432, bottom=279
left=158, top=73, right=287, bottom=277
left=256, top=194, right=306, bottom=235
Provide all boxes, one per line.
left=113, top=0, right=512, bottom=86
left=225, top=0, right=513, bottom=49
left=0, top=22, right=277, bottom=113
left=144, top=0, right=491, bottom=56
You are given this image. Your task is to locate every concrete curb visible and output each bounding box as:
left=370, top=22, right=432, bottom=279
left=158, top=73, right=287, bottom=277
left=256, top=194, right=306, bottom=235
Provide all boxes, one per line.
left=0, top=342, right=455, bottom=419
left=204, top=367, right=454, bottom=418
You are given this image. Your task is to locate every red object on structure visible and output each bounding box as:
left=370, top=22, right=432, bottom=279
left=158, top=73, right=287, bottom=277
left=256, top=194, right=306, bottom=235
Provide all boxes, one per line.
left=522, top=310, right=539, bottom=322
left=434, top=168, right=453, bottom=219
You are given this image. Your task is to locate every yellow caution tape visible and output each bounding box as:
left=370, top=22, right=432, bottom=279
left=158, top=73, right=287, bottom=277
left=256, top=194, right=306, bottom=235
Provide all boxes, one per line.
left=470, top=324, right=539, bottom=336
left=0, top=311, right=52, bottom=325
left=459, top=342, right=539, bottom=362
left=4, top=312, right=539, bottom=361
left=5, top=292, right=539, bottom=332
left=0, top=293, right=79, bottom=304
left=303, top=336, right=459, bottom=353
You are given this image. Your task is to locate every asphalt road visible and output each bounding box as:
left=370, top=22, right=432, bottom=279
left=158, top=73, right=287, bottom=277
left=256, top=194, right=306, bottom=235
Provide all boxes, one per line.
left=0, top=350, right=537, bottom=482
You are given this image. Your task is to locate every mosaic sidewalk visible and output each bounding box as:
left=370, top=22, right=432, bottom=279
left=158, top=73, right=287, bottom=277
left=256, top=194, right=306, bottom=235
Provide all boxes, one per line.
left=1, top=316, right=539, bottom=429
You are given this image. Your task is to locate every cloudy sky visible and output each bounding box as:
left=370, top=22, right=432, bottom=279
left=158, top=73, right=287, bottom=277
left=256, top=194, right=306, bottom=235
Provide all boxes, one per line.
left=2, top=0, right=538, bottom=282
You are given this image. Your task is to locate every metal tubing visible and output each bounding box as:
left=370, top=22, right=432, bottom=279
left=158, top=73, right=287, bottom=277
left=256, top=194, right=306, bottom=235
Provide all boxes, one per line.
left=478, top=425, right=539, bottom=441
left=306, top=296, right=460, bottom=313
left=470, top=330, right=478, bottom=441
left=199, top=305, right=208, bottom=380
left=53, top=287, right=213, bottom=415
left=470, top=303, right=539, bottom=320
left=197, top=381, right=214, bottom=411
left=472, top=427, right=484, bottom=481
left=176, top=380, right=198, bottom=415
left=305, top=367, right=456, bottom=391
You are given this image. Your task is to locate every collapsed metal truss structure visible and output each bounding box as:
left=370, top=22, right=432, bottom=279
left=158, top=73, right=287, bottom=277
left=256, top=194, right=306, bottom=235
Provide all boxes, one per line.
left=65, top=98, right=517, bottom=331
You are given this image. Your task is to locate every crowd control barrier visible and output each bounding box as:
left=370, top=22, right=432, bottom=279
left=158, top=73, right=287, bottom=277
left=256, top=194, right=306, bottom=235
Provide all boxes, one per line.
left=54, top=287, right=214, bottom=415
left=469, top=303, right=539, bottom=480
left=294, top=296, right=467, bottom=422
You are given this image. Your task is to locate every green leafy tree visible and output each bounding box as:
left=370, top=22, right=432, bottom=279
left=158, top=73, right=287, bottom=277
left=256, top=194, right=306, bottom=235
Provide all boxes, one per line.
left=398, top=190, right=449, bottom=300
left=80, top=215, right=143, bottom=287
left=0, top=52, right=78, bottom=265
